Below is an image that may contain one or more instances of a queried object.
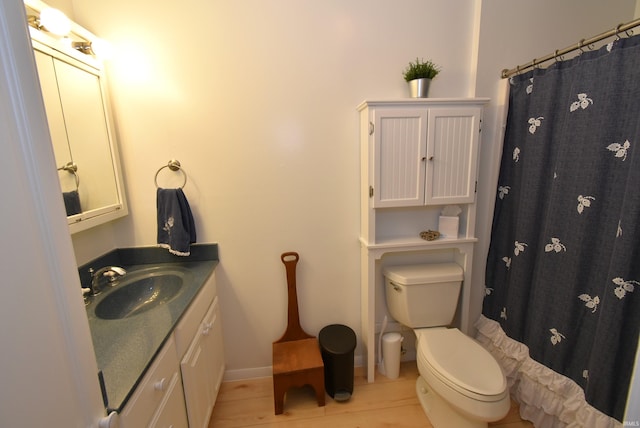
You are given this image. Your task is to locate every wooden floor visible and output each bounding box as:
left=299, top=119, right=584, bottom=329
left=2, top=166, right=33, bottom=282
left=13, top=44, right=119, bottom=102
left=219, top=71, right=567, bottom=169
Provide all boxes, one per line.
left=209, top=362, right=534, bottom=427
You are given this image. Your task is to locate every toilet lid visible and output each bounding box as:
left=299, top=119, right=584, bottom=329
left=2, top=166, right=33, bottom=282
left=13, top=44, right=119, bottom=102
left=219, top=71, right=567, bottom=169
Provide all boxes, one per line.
left=418, top=328, right=506, bottom=397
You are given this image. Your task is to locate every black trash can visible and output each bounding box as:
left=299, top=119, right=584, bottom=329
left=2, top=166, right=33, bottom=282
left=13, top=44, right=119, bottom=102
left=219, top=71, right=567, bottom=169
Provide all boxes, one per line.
left=318, top=324, right=357, bottom=402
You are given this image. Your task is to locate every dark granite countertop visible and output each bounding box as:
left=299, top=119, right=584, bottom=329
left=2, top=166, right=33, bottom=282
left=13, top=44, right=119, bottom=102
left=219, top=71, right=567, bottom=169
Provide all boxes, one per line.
left=79, top=244, right=218, bottom=412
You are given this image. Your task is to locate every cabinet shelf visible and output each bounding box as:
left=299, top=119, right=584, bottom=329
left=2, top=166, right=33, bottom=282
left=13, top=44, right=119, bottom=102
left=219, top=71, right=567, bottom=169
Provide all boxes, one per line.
left=359, top=236, right=477, bottom=251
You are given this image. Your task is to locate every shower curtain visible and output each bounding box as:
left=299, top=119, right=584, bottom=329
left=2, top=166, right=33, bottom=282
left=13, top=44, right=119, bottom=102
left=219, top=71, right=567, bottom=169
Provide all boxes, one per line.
left=479, top=34, right=640, bottom=427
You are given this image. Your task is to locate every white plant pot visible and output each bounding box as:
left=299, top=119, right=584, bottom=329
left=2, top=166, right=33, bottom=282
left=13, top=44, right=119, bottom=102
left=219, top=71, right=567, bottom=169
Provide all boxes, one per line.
left=408, top=78, right=432, bottom=98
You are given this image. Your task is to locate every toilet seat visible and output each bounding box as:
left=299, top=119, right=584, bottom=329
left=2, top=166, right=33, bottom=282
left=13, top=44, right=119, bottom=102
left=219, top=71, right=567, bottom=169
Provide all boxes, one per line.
left=416, top=328, right=506, bottom=402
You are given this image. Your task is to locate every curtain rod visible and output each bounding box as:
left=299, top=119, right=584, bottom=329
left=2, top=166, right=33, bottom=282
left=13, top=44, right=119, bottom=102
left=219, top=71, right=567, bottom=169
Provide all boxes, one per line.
left=501, top=17, right=640, bottom=79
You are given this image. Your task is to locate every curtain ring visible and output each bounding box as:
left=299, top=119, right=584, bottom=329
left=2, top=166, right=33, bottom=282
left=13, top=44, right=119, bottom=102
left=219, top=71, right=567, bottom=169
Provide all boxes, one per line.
left=615, top=23, right=623, bottom=40
left=578, top=39, right=585, bottom=54
left=554, top=49, right=564, bottom=63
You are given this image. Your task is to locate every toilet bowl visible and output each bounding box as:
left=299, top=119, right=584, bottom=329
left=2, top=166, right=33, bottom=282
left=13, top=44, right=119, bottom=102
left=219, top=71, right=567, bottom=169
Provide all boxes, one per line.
left=382, top=263, right=510, bottom=428
left=415, top=328, right=510, bottom=427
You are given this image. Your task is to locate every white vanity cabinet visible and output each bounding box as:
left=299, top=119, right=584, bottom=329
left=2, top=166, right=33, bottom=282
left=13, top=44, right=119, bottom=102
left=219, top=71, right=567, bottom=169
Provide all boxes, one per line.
left=175, top=273, right=225, bottom=428
left=119, top=335, right=188, bottom=428
left=358, top=99, right=489, bottom=383
left=119, top=271, right=225, bottom=427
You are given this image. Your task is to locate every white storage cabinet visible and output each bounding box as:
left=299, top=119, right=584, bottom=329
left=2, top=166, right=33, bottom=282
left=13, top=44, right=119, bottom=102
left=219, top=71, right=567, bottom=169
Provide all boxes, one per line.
left=372, top=106, right=481, bottom=207
left=358, top=98, right=488, bottom=382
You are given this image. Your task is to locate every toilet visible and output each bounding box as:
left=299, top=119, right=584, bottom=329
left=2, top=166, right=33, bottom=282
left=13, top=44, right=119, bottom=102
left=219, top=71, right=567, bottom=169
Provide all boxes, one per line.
left=383, top=263, right=510, bottom=428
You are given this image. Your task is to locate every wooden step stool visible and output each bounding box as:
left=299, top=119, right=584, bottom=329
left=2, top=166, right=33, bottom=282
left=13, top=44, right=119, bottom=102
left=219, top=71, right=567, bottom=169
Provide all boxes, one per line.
left=272, top=252, right=325, bottom=415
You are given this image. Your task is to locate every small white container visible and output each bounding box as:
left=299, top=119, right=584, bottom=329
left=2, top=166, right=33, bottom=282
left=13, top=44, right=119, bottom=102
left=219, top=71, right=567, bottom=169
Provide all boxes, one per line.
left=381, top=332, right=402, bottom=379
left=438, top=216, right=459, bottom=239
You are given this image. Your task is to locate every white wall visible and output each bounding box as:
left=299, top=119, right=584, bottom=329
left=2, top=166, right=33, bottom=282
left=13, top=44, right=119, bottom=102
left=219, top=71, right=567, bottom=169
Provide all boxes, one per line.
left=62, top=0, right=636, bottom=381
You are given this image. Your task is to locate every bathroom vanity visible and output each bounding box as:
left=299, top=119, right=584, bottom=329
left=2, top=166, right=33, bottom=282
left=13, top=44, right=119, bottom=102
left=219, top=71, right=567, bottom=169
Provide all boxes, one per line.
left=358, top=99, right=489, bottom=382
left=82, top=245, right=224, bottom=427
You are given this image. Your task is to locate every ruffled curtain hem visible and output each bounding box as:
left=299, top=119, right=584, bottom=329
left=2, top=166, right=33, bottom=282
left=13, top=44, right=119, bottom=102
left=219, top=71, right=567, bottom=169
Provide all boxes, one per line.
left=475, top=315, right=621, bottom=428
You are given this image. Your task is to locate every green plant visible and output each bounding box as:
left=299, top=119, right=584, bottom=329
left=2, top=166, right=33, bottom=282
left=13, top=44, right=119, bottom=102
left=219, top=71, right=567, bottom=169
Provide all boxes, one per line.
left=403, top=57, right=441, bottom=82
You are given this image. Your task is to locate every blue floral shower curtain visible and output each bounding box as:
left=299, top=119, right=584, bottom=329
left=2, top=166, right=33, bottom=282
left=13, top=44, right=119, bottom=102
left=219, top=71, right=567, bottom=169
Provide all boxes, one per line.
left=483, top=34, right=640, bottom=423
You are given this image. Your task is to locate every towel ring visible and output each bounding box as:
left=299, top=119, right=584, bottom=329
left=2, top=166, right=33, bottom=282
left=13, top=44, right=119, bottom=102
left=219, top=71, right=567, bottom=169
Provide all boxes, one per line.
left=155, top=159, right=187, bottom=189
left=58, top=162, right=79, bottom=191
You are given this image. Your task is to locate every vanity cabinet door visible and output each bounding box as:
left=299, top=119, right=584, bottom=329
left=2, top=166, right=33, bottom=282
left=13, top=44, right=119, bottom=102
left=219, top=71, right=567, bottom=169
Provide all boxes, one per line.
left=180, top=296, right=225, bottom=428
left=119, top=336, right=186, bottom=428
left=148, top=372, right=189, bottom=428
left=181, top=324, right=212, bottom=428
left=174, top=273, right=216, bottom=357
left=205, top=297, right=225, bottom=402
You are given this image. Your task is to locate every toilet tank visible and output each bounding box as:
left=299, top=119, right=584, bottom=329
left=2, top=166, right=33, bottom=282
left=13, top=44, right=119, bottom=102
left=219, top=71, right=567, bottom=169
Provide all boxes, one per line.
left=383, top=263, right=463, bottom=328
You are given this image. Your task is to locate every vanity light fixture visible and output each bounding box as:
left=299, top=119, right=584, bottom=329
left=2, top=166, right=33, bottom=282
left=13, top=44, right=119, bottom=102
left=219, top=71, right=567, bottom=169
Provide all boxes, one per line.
left=28, top=7, right=71, bottom=37
left=72, top=41, right=93, bottom=54
left=72, top=39, right=113, bottom=59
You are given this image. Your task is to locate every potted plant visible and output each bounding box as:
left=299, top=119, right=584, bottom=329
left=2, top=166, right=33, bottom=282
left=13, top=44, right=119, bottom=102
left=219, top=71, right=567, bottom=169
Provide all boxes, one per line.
left=403, top=57, right=441, bottom=98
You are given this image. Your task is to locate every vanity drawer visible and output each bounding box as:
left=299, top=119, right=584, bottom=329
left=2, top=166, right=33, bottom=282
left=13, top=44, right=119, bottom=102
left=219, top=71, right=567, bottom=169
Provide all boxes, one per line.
left=174, top=272, right=217, bottom=357
left=120, top=335, right=181, bottom=428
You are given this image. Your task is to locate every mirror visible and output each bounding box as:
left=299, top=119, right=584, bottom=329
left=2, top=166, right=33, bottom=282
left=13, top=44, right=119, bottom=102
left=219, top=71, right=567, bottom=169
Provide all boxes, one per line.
left=28, top=5, right=127, bottom=234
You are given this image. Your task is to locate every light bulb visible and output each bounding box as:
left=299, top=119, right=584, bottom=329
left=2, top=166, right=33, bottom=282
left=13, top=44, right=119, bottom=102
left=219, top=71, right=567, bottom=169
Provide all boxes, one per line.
left=90, top=38, right=113, bottom=59
left=39, top=8, right=71, bottom=36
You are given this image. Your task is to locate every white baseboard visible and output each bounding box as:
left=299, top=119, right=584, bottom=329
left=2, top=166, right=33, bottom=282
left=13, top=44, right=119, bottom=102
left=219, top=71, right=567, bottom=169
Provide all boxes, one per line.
left=222, top=355, right=365, bottom=382
left=223, top=366, right=272, bottom=382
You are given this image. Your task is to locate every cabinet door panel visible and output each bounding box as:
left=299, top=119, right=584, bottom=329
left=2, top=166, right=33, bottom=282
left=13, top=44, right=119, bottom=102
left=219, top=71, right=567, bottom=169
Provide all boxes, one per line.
left=180, top=296, right=225, bottom=428
left=426, top=107, right=480, bottom=204
left=174, top=273, right=216, bottom=357
left=120, top=336, right=180, bottom=428
left=181, top=320, right=214, bottom=428
left=205, top=298, right=225, bottom=401
left=148, top=372, right=189, bottom=428
left=373, top=108, right=427, bottom=207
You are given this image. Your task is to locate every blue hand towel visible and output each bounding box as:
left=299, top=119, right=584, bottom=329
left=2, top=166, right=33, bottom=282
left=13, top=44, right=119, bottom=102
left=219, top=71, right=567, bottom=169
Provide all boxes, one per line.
left=157, top=188, right=196, bottom=256
left=63, top=190, right=82, bottom=216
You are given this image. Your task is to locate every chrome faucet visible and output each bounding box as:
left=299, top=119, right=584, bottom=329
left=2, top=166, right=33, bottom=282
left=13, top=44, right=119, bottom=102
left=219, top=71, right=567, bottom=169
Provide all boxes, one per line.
left=89, top=266, right=127, bottom=295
